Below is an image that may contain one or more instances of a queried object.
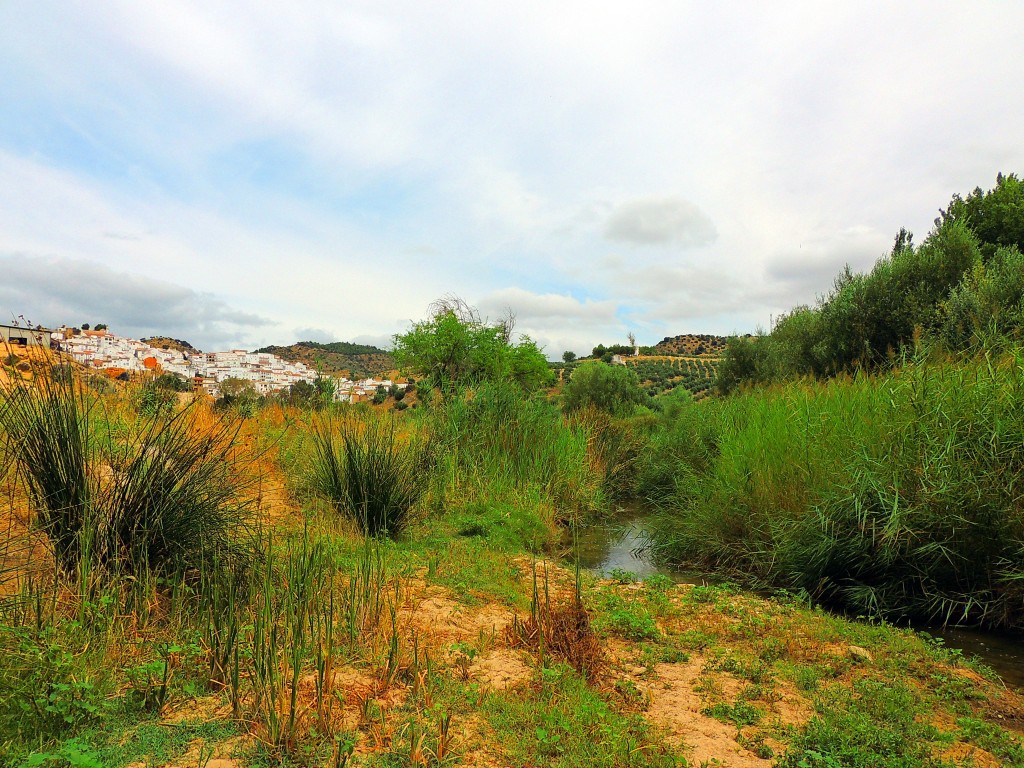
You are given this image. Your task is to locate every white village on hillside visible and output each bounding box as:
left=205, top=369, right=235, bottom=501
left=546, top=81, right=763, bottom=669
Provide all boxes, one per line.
left=51, top=326, right=402, bottom=403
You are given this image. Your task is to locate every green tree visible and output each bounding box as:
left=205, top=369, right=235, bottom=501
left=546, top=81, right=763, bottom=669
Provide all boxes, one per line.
left=286, top=379, right=317, bottom=406
left=942, top=245, right=1024, bottom=349
left=392, top=297, right=553, bottom=396
left=562, top=350, right=577, bottom=363
left=217, top=378, right=260, bottom=417
left=314, top=374, right=336, bottom=405
left=561, top=361, right=649, bottom=416
left=715, top=335, right=772, bottom=395
left=219, top=377, right=255, bottom=399
left=938, top=173, right=1024, bottom=259
left=768, top=306, right=823, bottom=378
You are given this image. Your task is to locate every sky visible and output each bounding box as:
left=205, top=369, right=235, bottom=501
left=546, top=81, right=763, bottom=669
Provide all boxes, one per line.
left=1, top=2, right=1023, bottom=357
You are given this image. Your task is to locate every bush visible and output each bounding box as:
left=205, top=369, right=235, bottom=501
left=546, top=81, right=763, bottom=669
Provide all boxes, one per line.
left=310, top=415, right=430, bottom=536
left=0, top=375, right=257, bottom=577
left=98, top=409, right=258, bottom=573
left=153, top=373, right=192, bottom=392
left=137, top=382, right=177, bottom=417
left=561, top=361, right=649, bottom=417
left=942, top=245, right=1024, bottom=350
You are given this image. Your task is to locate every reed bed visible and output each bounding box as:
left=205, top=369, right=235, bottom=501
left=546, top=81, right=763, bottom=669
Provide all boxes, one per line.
left=430, top=380, right=604, bottom=521
left=650, top=348, right=1024, bottom=629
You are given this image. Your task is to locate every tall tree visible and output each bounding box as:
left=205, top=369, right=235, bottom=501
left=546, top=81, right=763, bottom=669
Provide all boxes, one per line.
left=938, top=173, right=1024, bottom=259
left=392, top=296, right=553, bottom=395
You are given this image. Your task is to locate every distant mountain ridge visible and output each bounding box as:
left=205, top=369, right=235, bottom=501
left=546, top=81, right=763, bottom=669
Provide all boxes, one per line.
left=253, top=340, right=395, bottom=379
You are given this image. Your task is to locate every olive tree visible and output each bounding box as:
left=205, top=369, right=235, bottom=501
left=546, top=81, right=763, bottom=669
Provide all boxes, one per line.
left=561, top=361, right=649, bottom=416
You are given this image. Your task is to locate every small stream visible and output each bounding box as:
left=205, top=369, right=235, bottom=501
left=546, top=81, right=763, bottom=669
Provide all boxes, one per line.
left=572, top=506, right=1024, bottom=689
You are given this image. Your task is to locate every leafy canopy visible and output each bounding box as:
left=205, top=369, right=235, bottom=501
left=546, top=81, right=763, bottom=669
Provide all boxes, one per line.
left=561, top=360, right=649, bottom=416
left=392, top=297, right=553, bottom=395
left=938, top=172, right=1024, bottom=259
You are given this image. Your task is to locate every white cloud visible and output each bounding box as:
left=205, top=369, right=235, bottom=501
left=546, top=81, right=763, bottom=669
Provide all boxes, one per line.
left=478, top=287, right=617, bottom=323
left=476, top=287, right=622, bottom=359
left=1, top=2, right=1023, bottom=350
left=0, top=254, right=271, bottom=349
left=605, top=196, right=717, bottom=248
left=292, top=327, right=340, bottom=344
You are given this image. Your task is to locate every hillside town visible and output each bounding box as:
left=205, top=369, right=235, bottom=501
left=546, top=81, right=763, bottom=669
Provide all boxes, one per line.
left=53, top=327, right=402, bottom=402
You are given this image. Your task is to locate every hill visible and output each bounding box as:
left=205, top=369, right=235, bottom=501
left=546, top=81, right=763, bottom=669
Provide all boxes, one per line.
left=651, top=333, right=729, bottom=356
left=141, top=336, right=199, bottom=354
left=253, top=340, right=395, bottom=379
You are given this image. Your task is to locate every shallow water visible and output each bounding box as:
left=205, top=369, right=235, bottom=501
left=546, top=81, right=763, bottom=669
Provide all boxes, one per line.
left=570, top=505, right=717, bottom=585
left=574, top=505, right=1024, bottom=689
left=920, top=625, right=1024, bottom=689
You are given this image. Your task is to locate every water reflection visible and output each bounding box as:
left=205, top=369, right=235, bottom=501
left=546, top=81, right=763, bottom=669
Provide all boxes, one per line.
left=569, top=506, right=714, bottom=585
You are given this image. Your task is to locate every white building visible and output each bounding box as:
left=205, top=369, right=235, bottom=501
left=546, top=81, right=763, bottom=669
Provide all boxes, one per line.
left=58, top=329, right=317, bottom=394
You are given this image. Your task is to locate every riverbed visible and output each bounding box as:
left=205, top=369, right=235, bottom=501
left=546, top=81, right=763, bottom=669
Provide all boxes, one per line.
left=572, top=506, right=1024, bottom=689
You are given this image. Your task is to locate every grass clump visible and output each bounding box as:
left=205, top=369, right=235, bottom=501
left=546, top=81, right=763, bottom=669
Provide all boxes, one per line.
left=0, top=374, right=256, bottom=578
left=310, top=414, right=430, bottom=536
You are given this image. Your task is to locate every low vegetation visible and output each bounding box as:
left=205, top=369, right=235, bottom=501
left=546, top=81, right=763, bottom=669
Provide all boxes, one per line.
left=644, top=175, right=1024, bottom=634
left=648, top=350, right=1024, bottom=628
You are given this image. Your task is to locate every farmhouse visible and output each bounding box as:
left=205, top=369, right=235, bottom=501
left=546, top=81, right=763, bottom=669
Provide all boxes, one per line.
left=0, top=323, right=52, bottom=348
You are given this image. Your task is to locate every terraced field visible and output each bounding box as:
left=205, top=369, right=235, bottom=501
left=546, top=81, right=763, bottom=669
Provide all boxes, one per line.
left=627, top=355, right=719, bottom=398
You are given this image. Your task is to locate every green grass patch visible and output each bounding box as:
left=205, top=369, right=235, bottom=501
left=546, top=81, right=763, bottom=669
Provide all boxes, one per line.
left=480, top=664, right=679, bottom=767
left=779, top=679, right=951, bottom=768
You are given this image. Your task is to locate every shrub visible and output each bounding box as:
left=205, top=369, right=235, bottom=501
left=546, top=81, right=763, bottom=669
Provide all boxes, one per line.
left=0, top=374, right=257, bottom=577
left=942, top=245, right=1024, bottom=350
left=137, top=382, right=177, bottom=417
left=0, top=375, right=92, bottom=569
left=310, top=415, right=430, bottom=536
left=561, top=361, right=649, bottom=417
left=97, top=409, right=258, bottom=573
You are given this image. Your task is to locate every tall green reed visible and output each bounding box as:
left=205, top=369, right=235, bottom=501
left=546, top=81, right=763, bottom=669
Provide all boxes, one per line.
left=650, top=347, right=1024, bottom=629
left=246, top=528, right=394, bottom=753
left=430, top=381, right=604, bottom=520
